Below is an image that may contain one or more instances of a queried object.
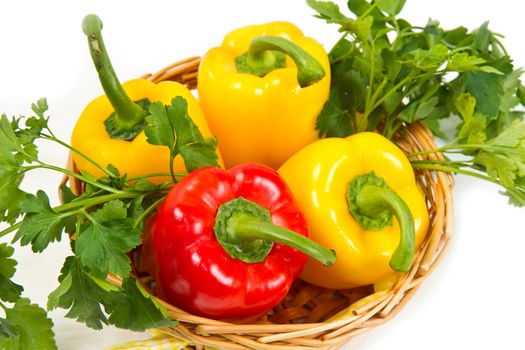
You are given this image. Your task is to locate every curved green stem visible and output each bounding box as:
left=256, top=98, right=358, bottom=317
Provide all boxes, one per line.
left=133, top=196, right=165, bottom=228
left=0, top=222, right=22, bottom=239
left=82, top=14, right=147, bottom=140
left=214, top=197, right=336, bottom=265
left=41, top=133, right=117, bottom=178
left=347, top=172, right=415, bottom=272
left=34, top=162, right=122, bottom=194
left=0, top=192, right=140, bottom=240
left=229, top=219, right=336, bottom=266
left=236, top=36, right=325, bottom=87
left=359, top=186, right=415, bottom=272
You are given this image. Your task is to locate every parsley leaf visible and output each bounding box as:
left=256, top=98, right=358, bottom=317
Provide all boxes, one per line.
left=48, top=257, right=175, bottom=332
left=0, top=115, right=27, bottom=224
left=47, top=256, right=112, bottom=330
left=145, top=97, right=219, bottom=176
left=13, top=191, right=75, bottom=253
left=76, top=200, right=141, bottom=279
left=106, top=278, right=177, bottom=331
left=0, top=243, right=23, bottom=303
left=455, top=93, right=487, bottom=145
left=0, top=298, right=56, bottom=350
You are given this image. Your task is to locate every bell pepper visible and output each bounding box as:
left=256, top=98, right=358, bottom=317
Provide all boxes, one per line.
left=71, top=15, right=217, bottom=180
left=150, top=164, right=336, bottom=319
left=197, top=22, right=330, bottom=169
left=278, top=132, right=430, bottom=289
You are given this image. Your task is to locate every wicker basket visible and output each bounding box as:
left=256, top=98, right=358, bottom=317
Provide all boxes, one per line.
left=63, top=57, right=454, bottom=350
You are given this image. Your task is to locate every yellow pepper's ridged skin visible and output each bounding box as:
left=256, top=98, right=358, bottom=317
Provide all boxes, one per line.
left=72, top=79, right=219, bottom=181
left=278, top=132, right=429, bottom=289
left=198, top=22, right=330, bottom=169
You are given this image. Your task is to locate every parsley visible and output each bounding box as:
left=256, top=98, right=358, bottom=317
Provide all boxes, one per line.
left=145, top=96, right=219, bottom=181
left=0, top=244, right=56, bottom=349
left=308, top=0, right=525, bottom=205
left=0, top=299, right=56, bottom=350
left=0, top=97, right=219, bottom=346
left=0, top=244, right=23, bottom=303
left=76, top=200, right=142, bottom=279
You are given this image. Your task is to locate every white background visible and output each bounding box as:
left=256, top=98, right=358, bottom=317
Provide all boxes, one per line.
left=0, top=0, right=524, bottom=349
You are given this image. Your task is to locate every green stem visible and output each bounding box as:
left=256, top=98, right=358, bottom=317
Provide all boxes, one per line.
left=0, top=222, right=22, bottom=239
left=358, top=186, right=415, bottom=272
left=214, top=197, right=336, bottom=265
left=41, top=133, right=117, bottom=178
left=82, top=14, right=147, bottom=140
left=55, top=192, right=140, bottom=214
left=408, top=144, right=484, bottom=157
left=169, top=151, right=177, bottom=184
left=347, top=172, right=415, bottom=272
left=369, top=71, right=419, bottom=112
left=229, top=219, right=336, bottom=266
left=236, top=36, right=325, bottom=87
left=125, top=172, right=185, bottom=182
left=410, top=163, right=502, bottom=184
left=33, top=162, right=122, bottom=194
left=133, top=196, right=165, bottom=228
left=0, top=191, right=141, bottom=239
left=361, top=41, right=376, bottom=132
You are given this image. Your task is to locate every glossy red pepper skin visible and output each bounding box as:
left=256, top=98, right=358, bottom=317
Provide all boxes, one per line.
left=151, top=164, right=309, bottom=319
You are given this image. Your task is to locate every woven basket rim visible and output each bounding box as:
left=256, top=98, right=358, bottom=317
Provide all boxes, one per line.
left=61, top=56, right=454, bottom=350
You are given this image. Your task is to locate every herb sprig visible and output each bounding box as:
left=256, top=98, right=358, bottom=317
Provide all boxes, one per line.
left=0, top=97, right=219, bottom=348
left=307, top=0, right=525, bottom=205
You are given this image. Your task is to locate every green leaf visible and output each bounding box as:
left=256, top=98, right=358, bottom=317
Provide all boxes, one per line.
left=179, top=140, right=219, bottom=173
left=0, top=243, right=23, bottom=303
left=170, top=97, right=219, bottom=171
left=398, top=96, right=439, bottom=123
left=306, top=0, right=350, bottom=24
left=444, top=26, right=469, bottom=46
left=144, top=102, right=174, bottom=149
left=455, top=93, right=487, bottom=144
left=404, top=44, right=449, bottom=70
left=0, top=298, right=56, bottom=350
left=59, top=184, right=78, bottom=205
left=316, top=89, right=353, bottom=138
left=447, top=52, right=486, bottom=72
left=0, top=116, right=26, bottom=223
left=76, top=200, right=141, bottom=279
left=475, top=151, right=516, bottom=188
left=128, top=179, right=160, bottom=192
left=355, top=16, right=373, bottom=41
left=106, top=278, right=176, bottom=332
left=47, top=257, right=111, bottom=330
left=472, top=21, right=491, bottom=53
left=13, top=191, right=74, bottom=253
left=30, top=98, right=49, bottom=119
left=376, top=0, right=407, bottom=16
left=462, top=71, right=503, bottom=119
left=489, top=118, right=525, bottom=148
left=145, top=97, right=219, bottom=173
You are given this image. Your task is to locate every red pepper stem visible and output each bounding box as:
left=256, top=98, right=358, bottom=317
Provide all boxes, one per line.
left=214, top=197, right=335, bottom=265
left=228, top=217, right=336, bottom=266
left=235, top=36, right=325, bottom=87
left=347, top=172, right=415, bottom=272
left=82, top=14, right=147, bottom=140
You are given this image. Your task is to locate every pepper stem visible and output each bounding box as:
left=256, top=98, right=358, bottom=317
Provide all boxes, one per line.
left=82, top=14, right=148, bottom=140
left=235, top=36, right=325, bottom=87
left=347, top=172, right=415, bottom=272
left=214, top=197, right=336, bottom=266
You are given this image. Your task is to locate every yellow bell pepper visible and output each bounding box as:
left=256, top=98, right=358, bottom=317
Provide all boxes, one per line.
left=72, top=15, right=217, bottom=180
left=278, top=132, right=429, bottom=289
left=198, top=21, right=330, bottom=169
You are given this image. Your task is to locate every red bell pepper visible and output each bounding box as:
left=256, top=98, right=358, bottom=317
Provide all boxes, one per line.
left=151, top=164, right=336, bottom=319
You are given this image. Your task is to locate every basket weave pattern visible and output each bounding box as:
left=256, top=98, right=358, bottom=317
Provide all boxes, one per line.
left=64, top=57, right=454, bottom=350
